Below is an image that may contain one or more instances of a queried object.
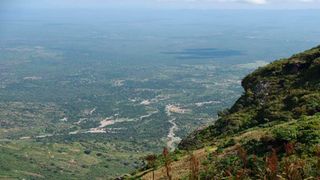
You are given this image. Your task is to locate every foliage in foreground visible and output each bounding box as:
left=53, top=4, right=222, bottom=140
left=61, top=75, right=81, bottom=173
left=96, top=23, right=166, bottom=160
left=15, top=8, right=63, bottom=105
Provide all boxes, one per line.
left=199, top=115, right=320, bottom=179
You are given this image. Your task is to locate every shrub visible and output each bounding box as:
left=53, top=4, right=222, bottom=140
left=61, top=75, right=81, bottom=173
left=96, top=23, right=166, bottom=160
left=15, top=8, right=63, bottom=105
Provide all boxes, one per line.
left=84, top=149, right=91, bottom=155
left=272, top=125, right=298, bottom=142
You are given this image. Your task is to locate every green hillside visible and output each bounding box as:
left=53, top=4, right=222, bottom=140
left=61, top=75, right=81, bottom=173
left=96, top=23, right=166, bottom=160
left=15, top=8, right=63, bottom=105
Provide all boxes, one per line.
left=180, top=45, right=320, bottom=150
left=138, top=46, right=320, bottom=179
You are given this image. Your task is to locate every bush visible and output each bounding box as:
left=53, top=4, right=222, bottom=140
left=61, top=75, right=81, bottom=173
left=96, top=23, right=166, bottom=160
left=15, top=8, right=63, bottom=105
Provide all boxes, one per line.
left=272, top=115, right=320, bottom=144
left=84, top=149, right=91, bottom=155
left=272, top=125, right=298, bottom=142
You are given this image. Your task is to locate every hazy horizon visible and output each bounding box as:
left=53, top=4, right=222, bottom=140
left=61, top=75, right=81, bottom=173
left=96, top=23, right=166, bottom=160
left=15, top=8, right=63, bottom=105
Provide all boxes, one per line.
left=1, top=0, right=320, bottom=10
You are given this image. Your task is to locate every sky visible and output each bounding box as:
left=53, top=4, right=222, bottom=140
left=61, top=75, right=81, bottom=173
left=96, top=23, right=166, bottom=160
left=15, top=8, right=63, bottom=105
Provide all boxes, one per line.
left=1, top=0, right=320, bottom=9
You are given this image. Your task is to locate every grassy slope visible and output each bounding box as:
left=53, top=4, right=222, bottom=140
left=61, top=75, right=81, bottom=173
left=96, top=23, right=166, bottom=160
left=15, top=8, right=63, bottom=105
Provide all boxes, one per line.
left=0, top=139, right=145, bottom=179
left=137, top=46, right=320, bottom=179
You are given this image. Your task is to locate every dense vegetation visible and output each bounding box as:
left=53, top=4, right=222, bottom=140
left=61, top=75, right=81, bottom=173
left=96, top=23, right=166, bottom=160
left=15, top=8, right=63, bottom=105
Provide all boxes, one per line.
left=137, top=46, right=320, bottom=179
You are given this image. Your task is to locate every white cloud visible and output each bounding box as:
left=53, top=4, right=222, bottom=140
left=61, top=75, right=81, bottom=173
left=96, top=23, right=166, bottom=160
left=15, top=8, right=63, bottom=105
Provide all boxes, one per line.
left=245, top=0, right=267, bottom=4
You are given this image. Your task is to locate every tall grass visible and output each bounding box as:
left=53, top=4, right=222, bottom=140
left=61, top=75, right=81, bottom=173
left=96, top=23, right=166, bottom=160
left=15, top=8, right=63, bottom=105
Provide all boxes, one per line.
left=316, top=145, right=320, bottom=178
left=189, top=153, right=200, bottom=180
left=266, top=148, right=278, bottom=179
left=163, top=147, right=172, bottom=180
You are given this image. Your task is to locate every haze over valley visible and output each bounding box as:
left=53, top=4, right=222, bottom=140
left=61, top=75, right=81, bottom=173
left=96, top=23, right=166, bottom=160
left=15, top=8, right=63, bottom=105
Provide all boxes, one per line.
left=0, top=4, right=320, bottom=178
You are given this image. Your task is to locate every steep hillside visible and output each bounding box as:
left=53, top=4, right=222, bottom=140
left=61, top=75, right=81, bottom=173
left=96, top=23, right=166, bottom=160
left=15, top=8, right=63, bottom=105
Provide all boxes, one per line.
left=179, top=45, right=320, bottom=150
left=137, top=46, right=320, bottom=179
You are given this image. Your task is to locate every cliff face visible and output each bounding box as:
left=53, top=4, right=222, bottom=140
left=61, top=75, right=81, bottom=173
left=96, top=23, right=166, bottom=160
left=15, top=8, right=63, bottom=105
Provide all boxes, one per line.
left=179, top=46, right=320, bottom=150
